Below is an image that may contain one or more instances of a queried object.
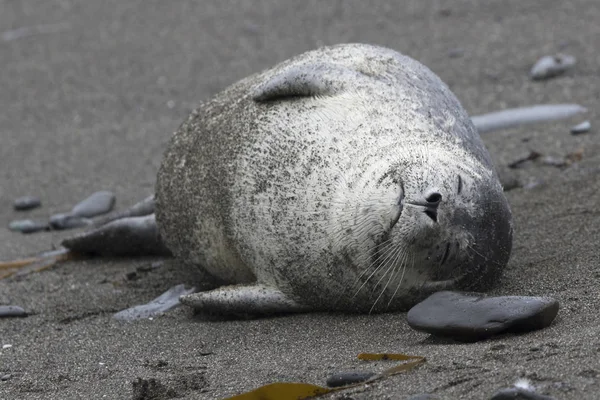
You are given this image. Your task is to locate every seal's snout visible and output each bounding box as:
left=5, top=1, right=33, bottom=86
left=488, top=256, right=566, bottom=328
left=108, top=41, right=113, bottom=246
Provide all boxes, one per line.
left=423, top=191, right=442, bottom=222
left=406, top=190, right=443, bottom=222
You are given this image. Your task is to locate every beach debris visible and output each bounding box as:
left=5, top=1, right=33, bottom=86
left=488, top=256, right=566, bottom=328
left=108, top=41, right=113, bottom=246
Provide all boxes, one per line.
left=8, top=219, right=48, bottom=234
left=508, top=151, right=541, bottom=169
left=91, top=194, right=154, bottom=227
left=0, top=305, right=28, bottom=318
left=571, top=120, right=591, bottom=135
left=13, top=196, right=41, bottom=211
left=326, top=371, right=376, bottom=388
left=2, top=344, right=12, bottom=349
left=523, top=178, right=545, bottom=190
left=62, top=214, right=172, bottom=257
left=49, top=213, right=91, bottom=230
left=72, top=190, right=116, bottom=218
left=224, top=353, right=425, bottom=399
left=530, top=54, right=576, bottom=80
left=540, top=148, right=584, bottom=168
left=113, top=284, right=196, bottom=321
left=406, top=291, right=559, bottom=342
left=1, top=23, right=70, bottom=42
left=0, top=248, right=75, bottom=280
left=471, top=104, right=586, bottom=133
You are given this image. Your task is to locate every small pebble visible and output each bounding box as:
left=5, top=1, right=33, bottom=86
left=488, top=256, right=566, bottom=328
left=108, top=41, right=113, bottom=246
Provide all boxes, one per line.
left=530, top=54, right=576, bottom=80
left=49, top=213, right=91, bottom=230
left=72, top=190, right=116, bottom=218
left=0, top=374, right=11, bottom=381
left=326, top=371, right=376, bottom=388
left=408, top=394, right=441, bottom=400
left=490, top=387, right=556, bottom=400
left=13, top=195, right=41, bottom=211
left=2, top=344, right=12, bottom=349
left=407, top=291, right=559, bottom=342
left=447, top=47, right=464, bottom=58
left=9, top=219, right=48, bottom=234
left=571, top=120, right=591, bottom=135
left=0, top=305, right=28, bottom=318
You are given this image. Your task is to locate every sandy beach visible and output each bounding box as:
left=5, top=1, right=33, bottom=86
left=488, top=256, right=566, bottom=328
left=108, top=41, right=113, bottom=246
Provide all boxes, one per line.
left=1, top=1, right=599, bottom=399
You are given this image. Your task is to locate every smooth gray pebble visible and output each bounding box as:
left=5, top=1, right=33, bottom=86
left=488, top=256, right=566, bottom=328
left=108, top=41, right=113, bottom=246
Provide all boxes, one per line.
left=8, top=219, right=48, bottom=234
left=13, top=195, right=41, bottom=211
left=571, top=120, right=591, bottom=134
left=0, top=374, right=12, bottom=381
left=0, top=305, right=28, bottom=318
left=72, top=190, right=116, bottom=218
left=326, top=371, right=376, bottom=388
left=530, top=54, right=576, bottom=80
left=49, top=213, right=91, bottom=230
left=408, top=394, right=441, bottom=400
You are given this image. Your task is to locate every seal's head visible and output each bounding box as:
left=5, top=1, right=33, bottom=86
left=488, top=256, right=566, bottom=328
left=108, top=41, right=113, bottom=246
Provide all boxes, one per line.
left=326, top=138, right=513, bottom=313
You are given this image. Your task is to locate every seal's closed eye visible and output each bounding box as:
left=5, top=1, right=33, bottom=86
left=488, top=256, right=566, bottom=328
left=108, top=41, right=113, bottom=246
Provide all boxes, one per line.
left=252, top=64, right=360, bottom=102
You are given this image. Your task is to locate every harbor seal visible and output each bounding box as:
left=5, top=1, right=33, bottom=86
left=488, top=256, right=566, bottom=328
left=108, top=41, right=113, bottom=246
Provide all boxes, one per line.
left=155, top=43, right=513, bottom=314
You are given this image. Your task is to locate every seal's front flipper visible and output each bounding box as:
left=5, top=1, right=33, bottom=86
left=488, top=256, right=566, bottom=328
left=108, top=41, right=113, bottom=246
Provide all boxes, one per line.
left=180, top=284, right=311, bottom=316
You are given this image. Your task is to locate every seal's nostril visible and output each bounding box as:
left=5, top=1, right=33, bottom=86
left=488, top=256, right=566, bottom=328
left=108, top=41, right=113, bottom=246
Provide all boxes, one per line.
left=426, top=192, right=442, bottom=205
left=424, top=209, right=438, bottom=222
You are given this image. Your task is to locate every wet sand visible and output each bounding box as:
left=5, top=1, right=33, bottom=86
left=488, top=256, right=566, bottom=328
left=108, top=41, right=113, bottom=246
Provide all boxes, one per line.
left=1, top=1, right=599, bottom=399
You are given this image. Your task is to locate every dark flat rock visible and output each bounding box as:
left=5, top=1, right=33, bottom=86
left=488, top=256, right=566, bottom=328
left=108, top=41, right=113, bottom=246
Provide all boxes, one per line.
left=326, top=371, right=376, bottom=388
left=407, top=291, right=559, bottom=342
left=13, top=195, right=41, bottom=211
left=490, top=387, right=557, bottom=400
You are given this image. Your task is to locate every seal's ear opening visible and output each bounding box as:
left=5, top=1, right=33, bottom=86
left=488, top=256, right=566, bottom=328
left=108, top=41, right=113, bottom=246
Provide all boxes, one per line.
left=252, top=64, right=358, bottom=102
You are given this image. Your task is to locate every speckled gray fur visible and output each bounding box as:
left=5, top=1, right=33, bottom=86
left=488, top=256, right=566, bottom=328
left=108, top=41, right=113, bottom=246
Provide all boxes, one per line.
left=156, top=43, right=513, bottom=314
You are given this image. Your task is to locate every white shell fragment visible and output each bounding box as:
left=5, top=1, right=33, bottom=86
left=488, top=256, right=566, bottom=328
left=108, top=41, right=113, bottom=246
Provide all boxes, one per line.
left=472, top=104, right=587, bottom=133
left=570, top=120, right=591, bottom=134
left=530, top=54, right=576, bottom=80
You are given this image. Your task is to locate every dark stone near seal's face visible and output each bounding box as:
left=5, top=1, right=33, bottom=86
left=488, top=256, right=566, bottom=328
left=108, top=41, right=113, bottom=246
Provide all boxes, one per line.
left=406, top=291, right=559, bottom=341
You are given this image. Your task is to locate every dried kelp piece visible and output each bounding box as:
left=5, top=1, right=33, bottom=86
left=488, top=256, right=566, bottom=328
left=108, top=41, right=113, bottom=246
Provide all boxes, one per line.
left=508, top=151, right=542, bottom=169
left=0, top=248, right=75, bottom=280
left=226, top=382, right=332, bottom=400
left=224, top=352, right=425, bottom=399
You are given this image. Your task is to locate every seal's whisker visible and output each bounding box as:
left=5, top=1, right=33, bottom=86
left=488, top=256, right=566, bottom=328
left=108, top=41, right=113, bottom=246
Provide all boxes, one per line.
left=466, top=244, right=505, bottom=267
left=386, top=245, right=410, bottom=309
left=352, top=241, right=400, bottom=299
left=369, top=242, right=405, bottom=313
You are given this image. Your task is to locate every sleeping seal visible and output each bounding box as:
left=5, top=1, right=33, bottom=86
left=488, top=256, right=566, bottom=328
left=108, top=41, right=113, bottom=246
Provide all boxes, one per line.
left=155, top=43, right=513, bottom=314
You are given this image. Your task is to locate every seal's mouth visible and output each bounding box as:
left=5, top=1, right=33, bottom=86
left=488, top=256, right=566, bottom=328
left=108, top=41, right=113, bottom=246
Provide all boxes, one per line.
left=420, top=276, right=460, bottom=293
